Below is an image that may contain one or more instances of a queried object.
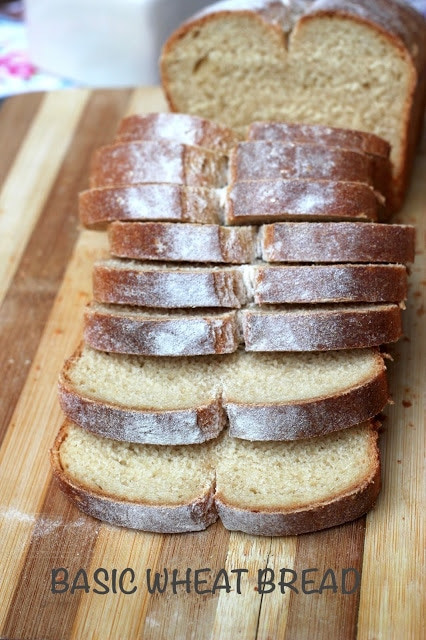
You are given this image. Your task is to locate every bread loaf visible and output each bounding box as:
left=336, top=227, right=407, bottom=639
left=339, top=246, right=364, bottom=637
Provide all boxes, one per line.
left=51, top=420, right=381, bottom=535
left=58, top=345, right=388, bottom=443
left=160, top=0, right=426, bottom=209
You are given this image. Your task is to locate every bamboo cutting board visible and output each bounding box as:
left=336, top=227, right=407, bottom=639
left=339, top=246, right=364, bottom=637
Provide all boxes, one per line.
left=0, top=88, right=424, bottom=640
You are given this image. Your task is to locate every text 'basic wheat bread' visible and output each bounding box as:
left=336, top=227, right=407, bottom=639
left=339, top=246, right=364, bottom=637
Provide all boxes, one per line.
left=89, top=140, right=228, bottom=188
left=260, top=222, right=415, bottom=264
left=79, top=184, right=222, bottom=228
left=51, top=421, right=381, bottom=535
left=115, top=112, right=239, bottom=152
left=58, top=345, right=388, bottom=443
left=160, top=0, right=426, bottom=209
left=108, top=221, right=258, bottom=264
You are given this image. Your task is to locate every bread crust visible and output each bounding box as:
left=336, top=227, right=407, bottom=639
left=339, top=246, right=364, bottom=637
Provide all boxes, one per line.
left=225, top=357, right=388, bottom=440
left=261, top=222, right=416, bottom=264
left=92, top=261, right=247, bottom=309
left=216, top=467, right=380, bottom=536
left=50, top=424, right=218, bottom=532
left=226, top=180, right=380, bottom=224
left=78, top=184, right=221, bottom=228
left=84, top=304, right=240, bottom=356
left=58, top=347, right=226, bottom=445
left=89, top=140, right=228, bottom=188
left=108, top=221, right=257, bottom=264
left=160, top=0, right=425, bottom=210
left=115, top=112, right=239, bottom=153
left=230, top=141, right=374, bottom=186
left=242, top=304, right=402, bottom=351
left=248, top=121, right=391, bottom=158
left=252, top=264, right=408, bottom=304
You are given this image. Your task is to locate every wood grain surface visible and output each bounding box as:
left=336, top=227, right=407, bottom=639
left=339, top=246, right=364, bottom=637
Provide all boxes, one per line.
left=0, top=88, right=424, bottom=640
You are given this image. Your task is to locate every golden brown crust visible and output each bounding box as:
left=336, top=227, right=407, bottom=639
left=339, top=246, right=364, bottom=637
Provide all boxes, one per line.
left=115, top=112, right=239, bottom=152
left=261, top=222, right=416, bottom=264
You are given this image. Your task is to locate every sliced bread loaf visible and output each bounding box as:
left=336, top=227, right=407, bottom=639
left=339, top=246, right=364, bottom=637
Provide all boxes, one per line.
left=84, top=303, right=240, bottom=356
left=58, top=345, right=388, bottom=442
left=241, top=303, right=402, bottom=352
left=89, top=140, right=228, bottom=188
left=225, top=179, right=380, bottom=224
left=92, top=260, right=248, bottom=309
left=260, top=222, right=416, bottom=264
left=108, top=221, right=257, bottom=264
left=252, top=264, right=408, bottom=304
left=160, top=0, right=426, bottom=209
left=79, top=184, right=222, bottom=228
left=115, top=112, right=239, bottom=152
left=51, top=420, right=380, bottom=535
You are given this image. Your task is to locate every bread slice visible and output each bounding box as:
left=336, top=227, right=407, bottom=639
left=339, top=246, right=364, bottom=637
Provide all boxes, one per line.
left=51, top=420, right=381, bottom=535
left=115, top=112, right=239, bottom=153
left=225, top=179, right=380, bottom=224
left=78, top=184, right=222, bottom=228
left=247, top=121, right=391, bottom=158
left=160, top=0, right=426, bottom=209
left=247, top=121, right=393, bottom=213
left=261, top=222, right=416, bottom=264
left=230, top=141, right=374, bottom=186
left=58, top=345, right=388, bottom=443
left=252, top=264, right=408, bottom=304
left=92, top=259, right=247, bottom=309
left=51, top=421, right=218, bottom=533
left=84, top=303, right=240, bottom=356
left=89, top=140, right=228, bottom=188
left=108, top=221, right=257, bottom=264
left=241, top=304, right=402, bottom=352
left=215, top=421, right=381, bottom=536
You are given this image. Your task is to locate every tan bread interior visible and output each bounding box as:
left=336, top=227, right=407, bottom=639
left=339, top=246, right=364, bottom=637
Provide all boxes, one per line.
left=162, top=14, right=412, bottom=176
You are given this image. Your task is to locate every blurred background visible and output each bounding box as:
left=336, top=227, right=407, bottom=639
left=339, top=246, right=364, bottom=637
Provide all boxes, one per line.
left=0, top=0, right=425, bottom=98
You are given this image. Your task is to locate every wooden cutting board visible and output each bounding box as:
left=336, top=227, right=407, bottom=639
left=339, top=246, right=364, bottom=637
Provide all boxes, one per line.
left=0, top=88, right=424, bottom=640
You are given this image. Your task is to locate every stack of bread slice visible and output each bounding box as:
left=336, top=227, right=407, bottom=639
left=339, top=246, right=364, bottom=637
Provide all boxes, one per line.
left=51, top=112, right=415, bottom=536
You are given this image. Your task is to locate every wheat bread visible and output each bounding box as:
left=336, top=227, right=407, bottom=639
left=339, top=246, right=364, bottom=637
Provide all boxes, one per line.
left=230, top=141, right=374, bottom=186
left=115, top=112, right=239, bottom=152
left=92, top=259, right=248, bottom=309
left=78, top=184, right=222, bottom=228
left=160, top=0, right=426, bottom=209
left=51, top=421, right=218, bottom=533
left=225, top=179, right=380, bottom=224
left=51, top=420, right=381, bottom=535
left=89, top=140, right=228, bottom=188
left=252, top=264, right=408, bottom=304
left=260, top=221, right=416, bottom=263
left=84, top=303, right=240, bottom=356
left=108, top=221, right=257, bottom=264
left=58, top=345, right=388, bottom=443
left=247, top=121, right=391, bottom=158
left=215, top=421, right=381, bottom=536
left=241, top=303, right=402, bottom=352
